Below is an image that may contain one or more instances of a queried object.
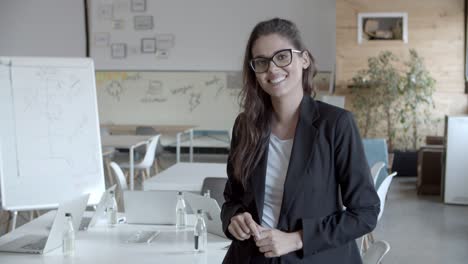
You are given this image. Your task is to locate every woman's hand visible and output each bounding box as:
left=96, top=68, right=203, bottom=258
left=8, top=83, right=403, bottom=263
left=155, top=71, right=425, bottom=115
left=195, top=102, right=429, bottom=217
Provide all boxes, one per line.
left=255, top=227, right=303, bottom=258
left=228, top=212, right=260, bottom=241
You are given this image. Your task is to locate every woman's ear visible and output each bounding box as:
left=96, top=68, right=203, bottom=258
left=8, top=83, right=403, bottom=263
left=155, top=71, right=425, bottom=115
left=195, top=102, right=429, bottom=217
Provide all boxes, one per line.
left=301, top=51, right=311, bottom=69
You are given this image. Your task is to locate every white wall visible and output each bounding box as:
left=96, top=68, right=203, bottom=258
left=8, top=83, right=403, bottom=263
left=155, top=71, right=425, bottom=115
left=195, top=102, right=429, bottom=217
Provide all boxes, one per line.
left=0, top=0, right=87, bottom=57
left=303, top=0, right=336, bottom=72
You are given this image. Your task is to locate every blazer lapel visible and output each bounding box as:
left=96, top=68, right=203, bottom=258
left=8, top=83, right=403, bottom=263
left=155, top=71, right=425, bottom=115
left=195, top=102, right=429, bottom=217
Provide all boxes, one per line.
left=278, top=96, right=320, bottom=227
left=249, top=137, right=269, bottom=223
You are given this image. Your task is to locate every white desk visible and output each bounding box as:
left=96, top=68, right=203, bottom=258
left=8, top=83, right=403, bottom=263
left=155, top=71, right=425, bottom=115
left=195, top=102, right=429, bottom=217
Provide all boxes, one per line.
left=143, top=162, right=227, bottom=192
left=0, top=212, right=230, bottom=264
left=101, top=135, right=155, bottom=190
left=101, top=124, right=196, bottom=163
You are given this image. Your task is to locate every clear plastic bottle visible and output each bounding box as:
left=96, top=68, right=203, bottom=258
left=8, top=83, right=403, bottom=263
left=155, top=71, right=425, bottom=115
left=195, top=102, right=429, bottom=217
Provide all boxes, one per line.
left=175, top=191, right=187, bottom=230
left=203, top=189, right=211, bottom=198
left=107, top=190, right=118, bottom=227
left=62, top=213, right=75, bottom=257
left=194, top=209, right=207, bottom=252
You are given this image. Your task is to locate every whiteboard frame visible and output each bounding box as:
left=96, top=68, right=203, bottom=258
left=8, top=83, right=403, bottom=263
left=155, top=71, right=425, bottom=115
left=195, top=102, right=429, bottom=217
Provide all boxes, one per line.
left=0, top=57, right=105, bottom=211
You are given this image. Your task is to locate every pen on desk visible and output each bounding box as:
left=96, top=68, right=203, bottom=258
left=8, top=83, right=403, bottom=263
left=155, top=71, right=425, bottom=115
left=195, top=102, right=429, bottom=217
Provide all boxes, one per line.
left=146, top=232, right=158, bottom=244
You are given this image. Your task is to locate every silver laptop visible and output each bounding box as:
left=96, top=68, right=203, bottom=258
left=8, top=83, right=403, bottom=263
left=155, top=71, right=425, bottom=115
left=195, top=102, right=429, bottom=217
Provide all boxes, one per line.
left=184, top=192, right=226, bottom=238
left=79, top=185, right=116, bottom=230
left=0, top=194, right=90, bottom=254
left=124, top=190, right=178, bottom=225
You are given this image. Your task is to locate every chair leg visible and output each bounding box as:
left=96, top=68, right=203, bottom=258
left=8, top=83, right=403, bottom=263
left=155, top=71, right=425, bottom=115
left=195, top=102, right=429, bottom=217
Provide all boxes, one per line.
left=145, top=168, right=150, bottom=179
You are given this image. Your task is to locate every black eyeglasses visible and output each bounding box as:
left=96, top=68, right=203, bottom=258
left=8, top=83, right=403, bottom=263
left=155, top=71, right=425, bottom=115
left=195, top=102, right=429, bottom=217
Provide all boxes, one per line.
left=249, top=48, right=302, bottom=73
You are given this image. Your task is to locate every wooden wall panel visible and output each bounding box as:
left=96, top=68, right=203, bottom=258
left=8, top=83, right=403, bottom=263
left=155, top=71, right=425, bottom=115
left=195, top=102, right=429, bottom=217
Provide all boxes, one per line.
left=336, top=0, right=467, bottom=117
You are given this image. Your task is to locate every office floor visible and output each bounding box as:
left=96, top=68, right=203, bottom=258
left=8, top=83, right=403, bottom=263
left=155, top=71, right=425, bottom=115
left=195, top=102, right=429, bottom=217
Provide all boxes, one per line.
left=1, top=153, right=468, bottom=263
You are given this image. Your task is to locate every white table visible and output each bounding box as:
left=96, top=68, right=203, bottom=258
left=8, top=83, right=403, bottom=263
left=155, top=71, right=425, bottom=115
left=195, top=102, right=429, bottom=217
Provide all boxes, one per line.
left=101, top=124, right=196, bottom=163
left=143, top=162, right=227, bottom=192
left=0, top=212, right=230, bottom=264
left=101, top=135, right=155, bottom=190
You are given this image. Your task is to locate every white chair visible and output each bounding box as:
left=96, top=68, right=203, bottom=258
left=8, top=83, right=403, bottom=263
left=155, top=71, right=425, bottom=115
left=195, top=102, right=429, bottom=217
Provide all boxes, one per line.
left=362, top=240, right=391, bottom=264
left=119, top=135, right=161, bottom=181
left=110, top=162, right=128, bottom=191
left=370, top=161, right=386, bottom=185
left=360, top=172, right=397, bottom=254
left=135, top=126, right=163, bottom=173
left=109, top=162, right=128, bottom=210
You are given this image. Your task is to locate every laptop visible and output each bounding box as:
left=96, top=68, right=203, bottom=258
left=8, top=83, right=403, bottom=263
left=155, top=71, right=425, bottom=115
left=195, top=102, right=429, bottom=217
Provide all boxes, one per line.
left=124, top=190, right=178, bottom=225
left=0, top=194, right=90, bottom=254
left=79, top=185, right=116, bottom=230
left=184, top=192, right=226, bottom=238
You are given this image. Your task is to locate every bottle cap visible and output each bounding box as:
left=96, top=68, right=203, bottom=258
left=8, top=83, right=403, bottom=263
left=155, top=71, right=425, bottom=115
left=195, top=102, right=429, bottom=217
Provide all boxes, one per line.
left=178, top=191, right=183, bottom=195
left=197, top=209, right=203, bottom=214
left=65, top=213, right=72, bottom=217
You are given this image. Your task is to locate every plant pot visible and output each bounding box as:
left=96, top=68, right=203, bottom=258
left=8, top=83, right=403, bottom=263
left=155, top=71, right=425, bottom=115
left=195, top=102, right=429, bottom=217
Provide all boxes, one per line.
left=391, top=150, right=418, bottom=177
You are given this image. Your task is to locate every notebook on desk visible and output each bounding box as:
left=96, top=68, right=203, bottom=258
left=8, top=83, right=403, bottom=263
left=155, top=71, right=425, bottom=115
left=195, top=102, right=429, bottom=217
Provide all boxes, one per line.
left=0, top=194, right=89, bottom=254
left=184, top=192, right=226, bottom=238
left=123, top=190, right=178, bottom=225
left=79, top=185, right=116, bottom=230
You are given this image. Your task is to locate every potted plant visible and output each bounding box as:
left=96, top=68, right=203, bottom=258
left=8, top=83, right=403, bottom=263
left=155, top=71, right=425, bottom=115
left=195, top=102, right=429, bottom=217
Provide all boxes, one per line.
left=349, top=49, right=437, bottom=176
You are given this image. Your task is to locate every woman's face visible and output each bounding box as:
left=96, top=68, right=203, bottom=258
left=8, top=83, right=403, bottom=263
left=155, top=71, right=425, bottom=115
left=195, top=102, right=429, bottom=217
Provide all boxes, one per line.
left=251, top=34, right=310, bottom=99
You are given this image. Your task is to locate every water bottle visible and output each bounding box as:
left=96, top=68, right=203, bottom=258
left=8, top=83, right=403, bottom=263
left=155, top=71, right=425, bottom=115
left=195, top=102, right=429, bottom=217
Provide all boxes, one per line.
left=107, top=190, right=118, bottom=227
left=175, top=191, right=187, bottom=230
left=194, top=209, right=207, bottom=252
left=203, top=189, right=211, bottom=198
left=62, top=213, right=75, bottom=257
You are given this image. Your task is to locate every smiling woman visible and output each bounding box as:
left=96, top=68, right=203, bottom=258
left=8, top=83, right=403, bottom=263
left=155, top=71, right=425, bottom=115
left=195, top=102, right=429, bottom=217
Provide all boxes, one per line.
left=221, top=18, right=380, bottom=264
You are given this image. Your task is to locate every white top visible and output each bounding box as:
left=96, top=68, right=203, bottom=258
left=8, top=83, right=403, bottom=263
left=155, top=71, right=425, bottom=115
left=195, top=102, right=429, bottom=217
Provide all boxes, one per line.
left=262, top=134, right=294, bottom=228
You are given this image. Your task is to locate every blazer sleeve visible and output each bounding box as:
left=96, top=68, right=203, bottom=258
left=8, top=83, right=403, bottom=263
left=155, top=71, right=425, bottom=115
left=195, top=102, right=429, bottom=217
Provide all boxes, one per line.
left=301, top=111, right=380, bottom=257
left=221, top=116, right=247, bottom=240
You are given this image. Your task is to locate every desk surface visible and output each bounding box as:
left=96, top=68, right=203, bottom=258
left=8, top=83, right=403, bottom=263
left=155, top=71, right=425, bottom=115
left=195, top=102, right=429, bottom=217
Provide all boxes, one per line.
left=144, top=162, right=227, bottom=192
left=0, top=212, right=230, bottom=264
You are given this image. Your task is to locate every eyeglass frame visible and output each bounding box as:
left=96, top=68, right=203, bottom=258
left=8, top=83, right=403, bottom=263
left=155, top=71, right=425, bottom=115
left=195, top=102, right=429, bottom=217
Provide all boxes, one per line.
left=249, top=48, right=303, bottom=73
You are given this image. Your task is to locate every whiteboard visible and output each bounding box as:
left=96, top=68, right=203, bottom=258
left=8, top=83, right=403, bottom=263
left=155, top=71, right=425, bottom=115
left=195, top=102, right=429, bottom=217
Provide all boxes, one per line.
left=87, top=0, right=334, bottom=71
left=0, top=57, right=105, bottom=211
left=96, top=71, right=241, bottom=131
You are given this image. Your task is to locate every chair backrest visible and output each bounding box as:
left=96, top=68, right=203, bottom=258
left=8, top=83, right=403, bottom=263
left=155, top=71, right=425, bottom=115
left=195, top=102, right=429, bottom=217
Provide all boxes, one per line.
left=361, top=240, right=391, bottom=264
left=370, top=161, right=386, bottom=186
left=110, top=162, right=128, bottom=191
left=200, top=177, right=228, bottom=206
left=363, top=139, right=389, bottom=189
left=377, top=171, right=397, bottom=221
left=138, top=135, right=160, bottom=167
left=135, top=126, right=163, bottom=156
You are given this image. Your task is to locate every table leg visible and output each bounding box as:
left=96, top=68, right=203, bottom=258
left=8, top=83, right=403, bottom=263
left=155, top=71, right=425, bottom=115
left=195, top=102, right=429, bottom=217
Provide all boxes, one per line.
left=189, top=129, right=194, bottom=163
left=176, top=132, right=181, bottom=163
left=130, top=146, right=135, bottom=190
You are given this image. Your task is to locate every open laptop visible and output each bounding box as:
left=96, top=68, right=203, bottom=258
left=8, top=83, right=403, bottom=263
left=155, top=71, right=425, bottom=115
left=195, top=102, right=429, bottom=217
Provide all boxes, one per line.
left=184, top=192, right=226, bottom=238
left=123, top=190, right=178, bottom=225
left=79, top=185, right=116, bottom=230
left=0, top=194, right=89, bottom=254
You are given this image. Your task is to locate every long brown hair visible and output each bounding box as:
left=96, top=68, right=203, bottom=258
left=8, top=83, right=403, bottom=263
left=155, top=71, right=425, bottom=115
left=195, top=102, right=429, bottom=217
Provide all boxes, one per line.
left=230, top=18, right=317, bottom=188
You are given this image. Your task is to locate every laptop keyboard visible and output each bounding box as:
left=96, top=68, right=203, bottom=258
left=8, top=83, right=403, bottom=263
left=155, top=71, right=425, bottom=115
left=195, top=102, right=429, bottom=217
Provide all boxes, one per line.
left=22, top=237, right=48, bottom=250
left=126, top=230, right=160, bottom=244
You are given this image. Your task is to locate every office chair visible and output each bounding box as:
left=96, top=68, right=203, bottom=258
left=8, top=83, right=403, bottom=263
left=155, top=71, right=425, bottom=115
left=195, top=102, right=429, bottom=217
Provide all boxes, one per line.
left=135, top=126, right=163, bottom=173
left=361, top=240, right=391, bottom=264
left=119, top=135, right=161, bottom=181
left=109, top=162, right=128, bottom=210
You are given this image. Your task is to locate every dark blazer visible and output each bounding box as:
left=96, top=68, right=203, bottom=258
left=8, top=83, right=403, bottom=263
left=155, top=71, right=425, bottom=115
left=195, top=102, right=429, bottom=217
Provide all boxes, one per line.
left=221, top=96, right=380, bottom=264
